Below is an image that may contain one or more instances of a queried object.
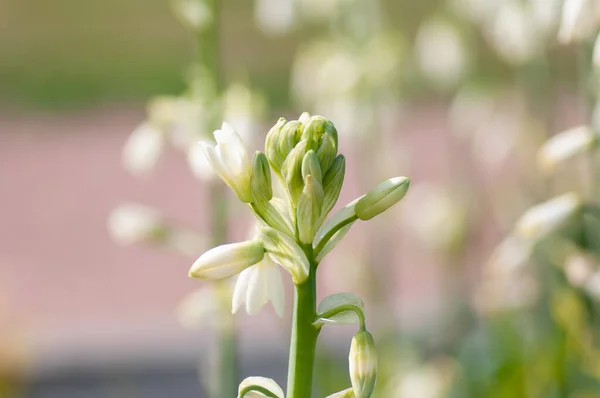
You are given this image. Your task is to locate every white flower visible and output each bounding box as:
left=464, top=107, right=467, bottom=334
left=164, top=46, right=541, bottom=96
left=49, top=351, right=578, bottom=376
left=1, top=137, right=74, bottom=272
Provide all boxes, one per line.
left=187, top=143, right=215, bottom=181
left=558, top=0, right=600, bottom=44
left=238, top=376, right=284, bottom=398
left=171, top=0, right=213, bottom=31
left=122, top=123, right=165, bottom=175
left=537, top=125, right=596, bottom=171
left=515, top=193, right=581, bottom=240
left=199, top=122, right=253, bottom=202
left=189, top=240, right=265, bottom=280
left=176, top=286, right=222, bottom=330
left=254, top=0, right=296, bottom=36
left=232, top=257, right=284, bottom=317
left=107, top=203, right=162, bottom=245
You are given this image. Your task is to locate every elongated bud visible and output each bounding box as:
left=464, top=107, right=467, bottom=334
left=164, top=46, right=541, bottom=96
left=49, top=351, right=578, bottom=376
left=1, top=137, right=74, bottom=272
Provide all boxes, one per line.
left=251, top=151, right=273, bottom=200
left=297, top=175, right=324, bottom=244
left=265, top=117, right=287, bottom=175
left=277, top=120, right=302, bottom=167
left=355, top=177, right=410, bottom=220
left=514, top=192, right=582, bottom=240
left=302, top=150, right=323, bottom=182
left=189, top=240, right=265, bottom=280
left=349, top=330, right=377, bottom=398
left=282, top=139, right=309, bottom=205
left=321, top=155, right=346, bottom=218
left=537, top=126, right=597, bottom=172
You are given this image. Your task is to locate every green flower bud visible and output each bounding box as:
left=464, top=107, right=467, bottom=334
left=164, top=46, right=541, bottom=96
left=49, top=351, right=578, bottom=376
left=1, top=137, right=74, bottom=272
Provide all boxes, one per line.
left=277, top=120, right=302, bottom=166
left=317, top=133, right=338, bottom=175
left=302, top=150, right=323, bottom=182
left=349, top=331, right=377, bottom=398
left=321, top=155, right=345, bottom=218
left=251, top=151, right=273, bottom=201
left=265, top=117, right=286, bottom=174
left=297, top=175, right=324, bottom=244
left=326, top=388, right=355, bottom=398
left=282, top=139, right=309, bottom=205
left=355, top=177, right=410, bottom=220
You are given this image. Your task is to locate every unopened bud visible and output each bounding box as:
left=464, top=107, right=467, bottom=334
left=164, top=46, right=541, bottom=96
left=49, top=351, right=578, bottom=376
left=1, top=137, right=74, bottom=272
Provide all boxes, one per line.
left=355, top=177, right=410, bottom=220
left=349, top=330, right=377, bottom=398
left=189, top=240, right=265, bottom=280
left=321, top=155, right=345, bottom=217
left=297, top=175, right=324, bottom=244
left=302, top=150, right=323, bottom=182
left=326, top=388, right=355, bottom=398
left=265, top=117, right=287, bottom=174
left=282, top=139, right=309, bottom=205
left=251, top=152, right=273, bottom=201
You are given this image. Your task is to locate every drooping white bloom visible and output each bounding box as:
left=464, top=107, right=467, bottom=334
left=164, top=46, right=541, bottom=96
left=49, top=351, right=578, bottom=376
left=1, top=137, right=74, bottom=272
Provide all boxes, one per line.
left=189, top=240, right=265, bottom=280
left=199, top=123, right=253, bottom=202
left=122, top=123, right=165, bottom=175
left=232, top=257, right=284, bottom=317
left=237, top=376, right=284, bottom=398
left=349, top=331, right=378, bottom=398
left=537, top=125, right=596, bottom=171
left=107, top=203, right=162, bottom=245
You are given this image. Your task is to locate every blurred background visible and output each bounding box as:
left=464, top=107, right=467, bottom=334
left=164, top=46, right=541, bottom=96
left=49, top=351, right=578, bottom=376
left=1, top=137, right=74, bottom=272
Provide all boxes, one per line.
left=3, top=0, right=600, bottom=397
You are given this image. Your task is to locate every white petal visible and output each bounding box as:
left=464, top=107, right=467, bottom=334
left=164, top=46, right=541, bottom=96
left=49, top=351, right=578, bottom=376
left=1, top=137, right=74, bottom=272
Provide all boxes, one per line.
left=232, top=266, right=253, bottom=314
left=187, top=144, right=215, bottom=181
left=238, top=376, right=284, bottom=398
left=246, top=264, right=269, bottom=315
left=189, top=241, right=264, bottom=280
left=264, top=260, right=285, bottom=317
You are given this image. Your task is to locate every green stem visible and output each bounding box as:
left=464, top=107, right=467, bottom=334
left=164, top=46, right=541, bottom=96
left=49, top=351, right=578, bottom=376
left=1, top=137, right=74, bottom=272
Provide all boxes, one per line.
left=286, top=245, right=320, bottom=398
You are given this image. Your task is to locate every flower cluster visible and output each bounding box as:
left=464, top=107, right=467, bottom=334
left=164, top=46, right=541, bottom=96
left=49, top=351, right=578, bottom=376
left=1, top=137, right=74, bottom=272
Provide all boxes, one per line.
left=189, top=113, right=410, bottom=398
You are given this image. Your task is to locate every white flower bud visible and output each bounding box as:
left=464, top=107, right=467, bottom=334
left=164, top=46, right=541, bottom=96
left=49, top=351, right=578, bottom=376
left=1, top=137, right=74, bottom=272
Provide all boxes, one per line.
left=238, top=376, right=284, bottom=398
left=514, top=193, right=582, bottom=240
left=537, top=125, right=596, bottom=172
left=302, top=150, right=323, bottom=182
left=321, top=155, right=345, bottom=219
left=189, top=240, right=265, bottom=280
left=349, top=330, right=377, bottom=398
left=355, top=177, right=410, bottom=220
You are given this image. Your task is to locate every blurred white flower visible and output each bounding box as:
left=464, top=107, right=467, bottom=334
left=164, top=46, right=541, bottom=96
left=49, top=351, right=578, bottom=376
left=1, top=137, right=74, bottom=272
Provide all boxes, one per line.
left=488, top=1, right=541, bottom=65
left=564, top=253, right=596, bottom=287
left=232, top=257, right=284, bottom=317
left=391, top=363, right=452, bottom=398
left=176, top=286, right=222, bottom=330
left=254, top=0, right=296, bottom=36
left=401, top=184, right=466, bottom=252
left=594, top=32, right=600, bottom=67
left=187, top=143, right=215, bottom=181
left=537, top=125, right=596, bottom=172
left=528, top=0, right=562, bottom=34
left=514, top=193, right=581, bottom=240
left=199, top=122, right=253, bottom=202
left=558, top=0, right=600, bottom=44
left=222, top=83, right=267, bottom=145
left=172, top=0, right=213, bottom=31
left=107, top=203, right=163, bottom=245
left=122, top=123, right=165, bottom=175
left=415, top=18, right=468, bottom=88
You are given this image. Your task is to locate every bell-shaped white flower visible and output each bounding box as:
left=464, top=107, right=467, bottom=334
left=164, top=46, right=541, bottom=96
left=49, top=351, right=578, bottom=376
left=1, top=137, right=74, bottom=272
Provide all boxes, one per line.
left=199, top=122, right=253, bottom=202
left=238, top=376, right=284, bottom=398
left=232, top=257, right=284, bottom=317
left=122, top=123, right=165, bottom=175
left=189, top=240, right=265, bottom=280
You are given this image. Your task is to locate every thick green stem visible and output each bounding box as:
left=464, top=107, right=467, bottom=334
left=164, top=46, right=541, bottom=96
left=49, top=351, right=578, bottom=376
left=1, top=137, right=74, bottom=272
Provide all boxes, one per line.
left=286, top=246, right=320, bottom=398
